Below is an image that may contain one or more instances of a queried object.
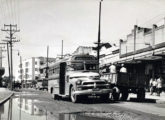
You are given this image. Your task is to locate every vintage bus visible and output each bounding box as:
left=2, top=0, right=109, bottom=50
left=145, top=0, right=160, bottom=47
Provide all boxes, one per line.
left=48, top=54, right=112, bottom=103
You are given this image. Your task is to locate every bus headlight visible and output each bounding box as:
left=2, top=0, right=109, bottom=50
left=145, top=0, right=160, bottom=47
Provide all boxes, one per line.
left=76, top=80, right=82, bottom=85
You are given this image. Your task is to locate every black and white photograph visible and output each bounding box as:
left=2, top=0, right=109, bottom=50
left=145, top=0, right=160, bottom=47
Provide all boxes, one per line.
left=0, top=0, right=165, bottom=120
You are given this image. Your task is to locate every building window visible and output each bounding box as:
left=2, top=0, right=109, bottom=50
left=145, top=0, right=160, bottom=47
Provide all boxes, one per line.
left=20, top=69, right=23, bottom=74
left=25, top=68, right=28, bottom=73
left=25, top=74, right=29, bottom=79
left=19, top=64, right=22, bottom=68
left=40, top=61, right=44, bottom=65
left=19, top=75, right=23, bottom=79
left=40, top=69, right=43, bottom=74
left=25, top=62, right=29, bottom=67
left=35, top=68, right=38, bottom=72
left=35, top=61, right=37, bottom=65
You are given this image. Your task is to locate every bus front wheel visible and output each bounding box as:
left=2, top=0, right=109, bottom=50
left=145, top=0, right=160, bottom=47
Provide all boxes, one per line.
left=70, top=87, right=79, bottom=103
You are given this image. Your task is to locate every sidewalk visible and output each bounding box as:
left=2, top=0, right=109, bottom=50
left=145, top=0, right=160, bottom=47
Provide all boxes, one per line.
left=128, top=92, right=165, bottom=104
left=145, top=92, right=165, bottom=103
left=0, top=88, right=14, bottom=105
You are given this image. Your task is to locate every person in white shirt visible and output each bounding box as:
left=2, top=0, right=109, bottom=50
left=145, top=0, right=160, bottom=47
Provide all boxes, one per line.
left=109, top=63, right=117, bottom=84
left=150, top=78, right=157, bottom=95
left=120, top=64, right=127, bottom=73
left=149, top=77, right=153, bottom=94
left=157, top=75, right=163, bottom=96
left=109, top=63, right=116, bottom=73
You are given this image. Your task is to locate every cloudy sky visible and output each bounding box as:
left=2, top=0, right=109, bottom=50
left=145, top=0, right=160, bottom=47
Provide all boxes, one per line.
left=1, top=0, right=165, bottom=75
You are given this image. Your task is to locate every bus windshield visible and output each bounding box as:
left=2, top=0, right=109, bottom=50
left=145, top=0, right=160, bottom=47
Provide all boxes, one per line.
left=67, top=63, right=97, bottom=71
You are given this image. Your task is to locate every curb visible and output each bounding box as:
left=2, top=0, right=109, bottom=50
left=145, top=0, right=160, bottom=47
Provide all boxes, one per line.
left=0, top=92, right=14, bottom=105
left=156, top=99, right=165, bottom=104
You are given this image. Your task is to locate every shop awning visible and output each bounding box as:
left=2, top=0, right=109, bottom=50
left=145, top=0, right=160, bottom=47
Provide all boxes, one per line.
left=117, top=47, right=165, bottom=64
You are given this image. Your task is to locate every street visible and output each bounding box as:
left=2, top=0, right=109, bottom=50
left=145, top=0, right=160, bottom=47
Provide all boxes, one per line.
left=12, top=89, right=165, bottom=120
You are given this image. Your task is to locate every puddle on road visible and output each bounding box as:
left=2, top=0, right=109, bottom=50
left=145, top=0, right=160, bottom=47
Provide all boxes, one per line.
left=0, top=97, right=49, bottom=120
left=0, top=94, right=134, bottom=120
left=58, top=113, right=114, bottom=120
left=0, top=97, right=114, bottom=120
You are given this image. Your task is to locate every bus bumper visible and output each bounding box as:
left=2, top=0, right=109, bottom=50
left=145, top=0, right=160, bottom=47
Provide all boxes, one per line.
left=73, top=89, right=112, bottom=96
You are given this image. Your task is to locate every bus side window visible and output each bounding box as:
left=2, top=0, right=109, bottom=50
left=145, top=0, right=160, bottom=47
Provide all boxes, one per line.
left=66, top=75, right=69, bottom=82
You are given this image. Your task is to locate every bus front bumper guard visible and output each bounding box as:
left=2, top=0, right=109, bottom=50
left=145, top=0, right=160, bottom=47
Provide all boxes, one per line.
left=73, top=89, right=112, bottom=96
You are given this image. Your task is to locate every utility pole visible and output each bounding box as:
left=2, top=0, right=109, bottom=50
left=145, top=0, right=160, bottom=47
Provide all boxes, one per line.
left=94, top=0, right=103, bottom=73
left=61, top=40, right=63, bottom=59
left=1, top=24, right=20, bottom=90
left=45, top=46, right=49, bottom=78
left=18, top=51, right=23, bottom=88
left=7, top=43, right=11, bottom=88
left=0, top=43, right=10, bottom=88
left=57, top=40, right=64, bottom=59
left=0, top=46, right=5, bottom=67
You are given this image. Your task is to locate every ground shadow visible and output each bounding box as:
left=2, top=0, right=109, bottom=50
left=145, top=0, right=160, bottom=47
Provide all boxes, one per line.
left=128, top=98, right=156, bottom=103
left=61, top=97, right=120, bottom=104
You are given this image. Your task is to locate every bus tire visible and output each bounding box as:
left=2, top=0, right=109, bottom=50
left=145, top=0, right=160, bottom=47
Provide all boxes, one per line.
left=112, top=87, right=120, bottom=101
left=120, top=89, right=128, bottom=101
left=54, top=94, right=60, bottom=100
left=70, top=86, right=79, bottom=103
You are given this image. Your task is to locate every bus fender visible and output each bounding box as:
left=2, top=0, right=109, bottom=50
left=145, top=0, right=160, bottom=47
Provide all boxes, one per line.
left=69, top=84, right=73, bottom=96
left=113, top=86, right=120, bottom=93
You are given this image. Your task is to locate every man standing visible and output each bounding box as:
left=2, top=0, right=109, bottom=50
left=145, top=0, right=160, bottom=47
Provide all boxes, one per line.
left=120, top=64, right=127, bottom=73
left=109, top=63, right=117, bottom=84
left=150, top=78, right=157, bottom=95
left=157, top=75, right=163, bottom=96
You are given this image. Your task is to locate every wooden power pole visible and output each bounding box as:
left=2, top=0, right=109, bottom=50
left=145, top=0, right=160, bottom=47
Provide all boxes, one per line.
left=1, top=24, right=20, bottom=90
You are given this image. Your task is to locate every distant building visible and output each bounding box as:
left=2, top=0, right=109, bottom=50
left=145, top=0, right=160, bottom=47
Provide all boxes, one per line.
left=100, top=46, right=119, bottom=72
left=15, top=57, right=55, bottom=87
left=73, top=46, right=96, bottom=56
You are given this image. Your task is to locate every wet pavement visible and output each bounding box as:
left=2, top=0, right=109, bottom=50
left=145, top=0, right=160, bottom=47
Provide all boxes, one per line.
left=0, top=90, right=165, bottom=120
left=0, top=96, right=115, bottom=120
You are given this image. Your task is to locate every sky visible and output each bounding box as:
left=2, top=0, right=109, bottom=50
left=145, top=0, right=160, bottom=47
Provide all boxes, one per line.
left=1, top=0, right=165, bottom=76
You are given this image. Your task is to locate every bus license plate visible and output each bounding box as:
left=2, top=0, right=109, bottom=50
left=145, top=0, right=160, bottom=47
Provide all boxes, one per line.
left=93, top=88, right=99, bottom=91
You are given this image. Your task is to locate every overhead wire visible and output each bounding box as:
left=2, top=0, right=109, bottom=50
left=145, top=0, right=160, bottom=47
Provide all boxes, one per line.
left=5, top=0, right=11, bottom=24
left=9, top=0, right=14, bottom=24
left=0, top=0, right=4, bottom=37
left=0, top=0, right=4, bottom=25
left=140, top=13, right=165, bottom=27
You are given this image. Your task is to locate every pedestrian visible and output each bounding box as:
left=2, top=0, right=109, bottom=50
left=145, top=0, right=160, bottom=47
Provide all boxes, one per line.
left=120, top=64, right=127, bottom=73
left=109, top=63, right=117, bottom=85
left=150, top=78, right=157, bottom=95
left=149, top=77, right=154, bottom=94
left=156, top=75, right=163, bottom=96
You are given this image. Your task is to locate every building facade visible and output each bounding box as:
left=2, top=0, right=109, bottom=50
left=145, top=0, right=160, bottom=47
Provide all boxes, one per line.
left=15, top=57, right=55, bottom=87
left=100, top=18, right=165, bottom=90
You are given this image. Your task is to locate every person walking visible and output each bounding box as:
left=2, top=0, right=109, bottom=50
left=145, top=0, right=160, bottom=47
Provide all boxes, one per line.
left=157, top=75, right=163, bottom=96
left=149, top=77, right=153, bottom=94
left=150, top=78, right=157, bottom=95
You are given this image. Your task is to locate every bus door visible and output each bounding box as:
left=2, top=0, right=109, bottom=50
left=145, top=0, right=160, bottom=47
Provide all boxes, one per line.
left=59, top=62, right=66, bottom=95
